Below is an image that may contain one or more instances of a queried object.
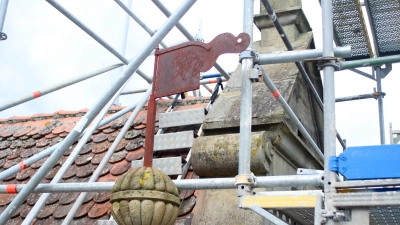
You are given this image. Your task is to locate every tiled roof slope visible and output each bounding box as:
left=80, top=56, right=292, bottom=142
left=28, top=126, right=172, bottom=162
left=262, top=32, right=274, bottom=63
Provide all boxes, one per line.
left=0, top=97, right=208, bottom=225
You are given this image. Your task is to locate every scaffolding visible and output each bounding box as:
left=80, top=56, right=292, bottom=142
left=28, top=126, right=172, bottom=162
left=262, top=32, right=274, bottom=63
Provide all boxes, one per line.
left=0, top=0, right=400, bottom=224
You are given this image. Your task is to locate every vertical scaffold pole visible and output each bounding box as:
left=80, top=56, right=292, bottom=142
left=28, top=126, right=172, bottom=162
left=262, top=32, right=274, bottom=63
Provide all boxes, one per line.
left=0, top=0, right=197, bottom=222
left=238, top=0, right=253, bottom=194
left=321, top=0, right=337, bottom=224
left=0, top=0, right=9, bottom=32
left=376, top=66, right=385, bottom=144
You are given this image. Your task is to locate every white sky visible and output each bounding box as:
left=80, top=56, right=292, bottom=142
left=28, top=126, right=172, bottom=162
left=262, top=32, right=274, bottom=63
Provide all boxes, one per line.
left=0, top=0, right=399, bottom=151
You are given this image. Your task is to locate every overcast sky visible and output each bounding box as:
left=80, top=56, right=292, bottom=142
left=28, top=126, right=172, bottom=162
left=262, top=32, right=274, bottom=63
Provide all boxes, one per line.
left=1, top=0, right=399, bottom=150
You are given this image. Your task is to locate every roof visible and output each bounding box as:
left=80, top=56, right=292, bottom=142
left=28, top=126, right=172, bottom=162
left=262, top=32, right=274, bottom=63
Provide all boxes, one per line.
left=0, top=97, right=209, bottom=224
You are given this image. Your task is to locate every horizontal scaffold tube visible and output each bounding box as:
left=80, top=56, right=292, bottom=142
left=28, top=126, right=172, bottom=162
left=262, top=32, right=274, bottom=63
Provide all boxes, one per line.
left=0, top=174, right=323, bottom=193
left=339, top=55, right=400, bottom=70
left=256, top=46, right=351, bottom=65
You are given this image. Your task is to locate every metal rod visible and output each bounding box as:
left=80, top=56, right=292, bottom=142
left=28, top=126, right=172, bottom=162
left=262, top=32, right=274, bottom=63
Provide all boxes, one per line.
left=0, top=63, right=123, bottom=112
left=262, top=69, right=324, bottom=163
left=120, top=77, right=226, bottom=95
left=62, top=87, right=152, bottom=225
left=0, top=101, right=138, bottom=181
left=339, top=55, right=400, bottom=70
left=314, top=194, right=323, bottom=225
left=0, top=174, right=323, bottom=193
left=23, top=78, right=130, bottom=225
left=46, top=0, right=152, bottom=83
left=249, top=205, right=289, bottom=225
left=349, top=68, right=376, bottom=81
left=0, top=0, right=9, bottom=32
left=260, top=0, right=346, bottom=150
left=0, top=0, right=196, bottom=222
left=376, top=66, right=385, bottom=144
left=238, top=0, right=253, bottom=178
left=335, top=92, right=381, bottom=102
left=151, top=0, right=231, bottom=80
left=143, top=49, right=158, bottom=167
left=256, top=47, right=351, bottom=65
left=114, top=0, right=167, bottom=49
left=321, top=0, right=338, bottom=224
left=113, top=0, right=132, bottom=106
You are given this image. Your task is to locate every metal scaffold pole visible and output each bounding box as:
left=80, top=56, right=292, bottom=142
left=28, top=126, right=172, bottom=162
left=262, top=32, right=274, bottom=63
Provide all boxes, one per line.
left=321, top=0, right=338, bottom=224
left=0, top=174, right=323, bottom=193
left=260, top=0, right=347, bottom=150
left=0, top=0, right=197, bottom=222
left=0, top=101, right=139, bottom=181
left=46, top=0, right=152, bottom=84
left=22, top=79, right=132, bottom=225
left=0, top=0, right=9, bottom=33
left=238, top=0, right=253, bottom=186
left=62, top=87, right=153, bottom=225
left=376, top=66, right=386, bottom=144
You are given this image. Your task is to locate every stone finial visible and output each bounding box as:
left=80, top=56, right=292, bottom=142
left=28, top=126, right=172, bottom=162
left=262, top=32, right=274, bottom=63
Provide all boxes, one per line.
left=110, top=167, right=180, bottom=225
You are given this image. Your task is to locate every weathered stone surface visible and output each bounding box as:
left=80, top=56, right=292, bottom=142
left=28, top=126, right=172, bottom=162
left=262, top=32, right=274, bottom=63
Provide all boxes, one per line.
left=191, top=189, right=264, bottom=225
left=192, top=132, right=270, bottom=177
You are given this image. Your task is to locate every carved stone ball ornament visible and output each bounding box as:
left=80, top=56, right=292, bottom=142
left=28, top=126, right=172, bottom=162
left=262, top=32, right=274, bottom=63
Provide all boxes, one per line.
left=110, top=167, right=180, bottom=225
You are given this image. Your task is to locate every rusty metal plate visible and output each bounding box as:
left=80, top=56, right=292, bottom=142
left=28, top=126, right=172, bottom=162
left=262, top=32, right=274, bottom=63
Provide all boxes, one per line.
left=154, top=33, right=250, bottom=98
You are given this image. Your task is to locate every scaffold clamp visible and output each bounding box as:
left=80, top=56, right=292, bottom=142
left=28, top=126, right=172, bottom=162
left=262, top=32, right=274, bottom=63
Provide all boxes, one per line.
left=235, top=173, right=257, bottom=187
left=0, top=32, right=7, bottom=41
left=239, top=50, right=257, bottom=63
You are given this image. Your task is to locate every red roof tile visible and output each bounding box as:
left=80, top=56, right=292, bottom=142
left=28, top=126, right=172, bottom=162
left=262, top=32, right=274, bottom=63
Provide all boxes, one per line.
left=0, top=97, right=209, bottom=224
